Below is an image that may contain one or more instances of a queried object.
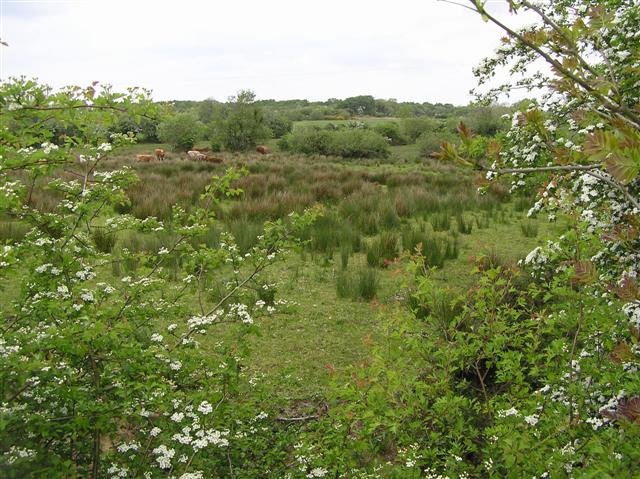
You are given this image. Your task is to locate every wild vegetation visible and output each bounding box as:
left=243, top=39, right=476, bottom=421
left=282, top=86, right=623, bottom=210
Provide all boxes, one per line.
left=1, top=0, right=638, bottom=478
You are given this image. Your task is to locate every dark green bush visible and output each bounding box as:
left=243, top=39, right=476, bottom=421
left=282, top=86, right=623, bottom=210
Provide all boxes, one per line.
left=373, top=122, right=408, bottom=145
left=280, top=128, right=390, bottom=158
left=417, top=130, right=457, bottom=157
left=400, top=117, right=441, bottom=142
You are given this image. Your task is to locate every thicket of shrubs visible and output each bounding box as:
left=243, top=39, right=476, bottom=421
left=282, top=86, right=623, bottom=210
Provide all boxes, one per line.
left=279, top=127, right=390, bottom=158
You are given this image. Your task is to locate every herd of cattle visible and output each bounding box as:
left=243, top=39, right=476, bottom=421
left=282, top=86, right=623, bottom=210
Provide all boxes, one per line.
left=134, top=146, right=272, bottom=163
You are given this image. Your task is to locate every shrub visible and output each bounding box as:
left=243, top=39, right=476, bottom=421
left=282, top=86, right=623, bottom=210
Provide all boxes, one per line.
left=265, top=113, right=293, bottom=138
left=373, top=122, right=408, bottom=145
left=280, top=128, right=390, bottom=158
left=416, top=129, right=457, bottom=157
left=400, top=117, right=440, bottom=141
left=157, top=112, right=205, bottom=151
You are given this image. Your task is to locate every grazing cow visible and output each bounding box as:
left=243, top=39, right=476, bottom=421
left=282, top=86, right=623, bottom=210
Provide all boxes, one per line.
left=154, top=148, right=165, bottom=161
left=256, top=146, right=271, bottom=155
left=187, top=150, right=207, bottom=161
left=135, top=154, right=155, bottom=162
left=203, top=156, right=224, bottom=163
left=192, top=147, right=210, bottom=153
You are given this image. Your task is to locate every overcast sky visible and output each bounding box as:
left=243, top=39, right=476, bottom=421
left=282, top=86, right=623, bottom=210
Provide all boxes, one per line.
left=0, top=0, right=535, bottom=104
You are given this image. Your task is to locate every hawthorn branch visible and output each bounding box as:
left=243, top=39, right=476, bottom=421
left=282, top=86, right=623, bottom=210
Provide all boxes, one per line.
left=486, top=164, right=640, bottom=211
left=584, top=170, right=640, bottom=212
left=463, top=0, right=640, bottom=130
left=520, top=0, right=601, bottom=80
left=486, top=164, right=600, bottom=174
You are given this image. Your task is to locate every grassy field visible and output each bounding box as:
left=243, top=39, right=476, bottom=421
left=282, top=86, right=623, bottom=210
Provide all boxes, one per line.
left=2, top=143, right=559, bottom=409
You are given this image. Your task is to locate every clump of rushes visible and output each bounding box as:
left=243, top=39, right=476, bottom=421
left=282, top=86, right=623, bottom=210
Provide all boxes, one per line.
left=366, top=232, right=398, bottom=267
left=430, top=211, right=451, bottom=232
left=520, top=219, right=538, bottom=238
left=336, top=267, right=378, bottom=300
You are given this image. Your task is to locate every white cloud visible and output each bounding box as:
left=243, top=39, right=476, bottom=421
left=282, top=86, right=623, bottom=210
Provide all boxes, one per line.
left=0, top=0, right=537, bottom=103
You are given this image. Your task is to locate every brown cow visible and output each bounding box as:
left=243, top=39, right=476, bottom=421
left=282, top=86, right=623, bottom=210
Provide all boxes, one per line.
left=256, top=146, right=271, bottom=155
left=135, top=154, right=155, bottom=162
left=203, top=156, right=224, bottom=163
left=154, top=148, right=165, bottom=161
left=192, top=147, right=210, bottom=153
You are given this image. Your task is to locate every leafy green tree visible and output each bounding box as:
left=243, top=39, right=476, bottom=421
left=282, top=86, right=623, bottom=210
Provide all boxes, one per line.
left=219, top=89, right=270, bottom=151
left=157, top=112, right=204, bottom=151
left=339, top=95, right=377, bottom=116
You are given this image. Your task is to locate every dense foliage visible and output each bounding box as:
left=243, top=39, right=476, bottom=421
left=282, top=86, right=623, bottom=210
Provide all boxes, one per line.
left=1, top=0, right=638, bottom=477
left=289, top=0, right=640, bottom=477
left=215, top=90, right=271, bottom=152
left=157, top=112, right=204, bottom=151
left=0, top=78, right=319, bottom=477
left=279, top=127, right=391, bottom=159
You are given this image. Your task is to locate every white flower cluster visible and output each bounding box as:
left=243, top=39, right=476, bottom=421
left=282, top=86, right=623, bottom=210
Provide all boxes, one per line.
left=227, top=303, right=253, bottom=325
left=41, top=142, right=59, bottom=154
left=497, top=407, right=518, bottom=418
left=152, top=444, right=175, bottom=469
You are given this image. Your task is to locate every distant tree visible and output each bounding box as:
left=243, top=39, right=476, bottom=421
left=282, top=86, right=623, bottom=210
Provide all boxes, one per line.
left=157, top=112, right=205, bottom=151
left=340, top=95, right=377, bottom=116
left=219, top=89, right=271, bottom=151
left=397, top=103, right=418, bottom=118
left=461, top=105, right=509, bottom=136
left=197, top=97, right=225, bottom=124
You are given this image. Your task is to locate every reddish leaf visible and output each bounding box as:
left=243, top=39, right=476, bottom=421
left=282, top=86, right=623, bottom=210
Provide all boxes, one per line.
left=609, top=342, right=633, bottom=363
left=604, top=151, right=639, bottom=184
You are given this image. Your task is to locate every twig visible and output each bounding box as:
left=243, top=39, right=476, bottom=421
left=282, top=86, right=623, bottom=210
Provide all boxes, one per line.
left=275, top=415, right=319, bottom=422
